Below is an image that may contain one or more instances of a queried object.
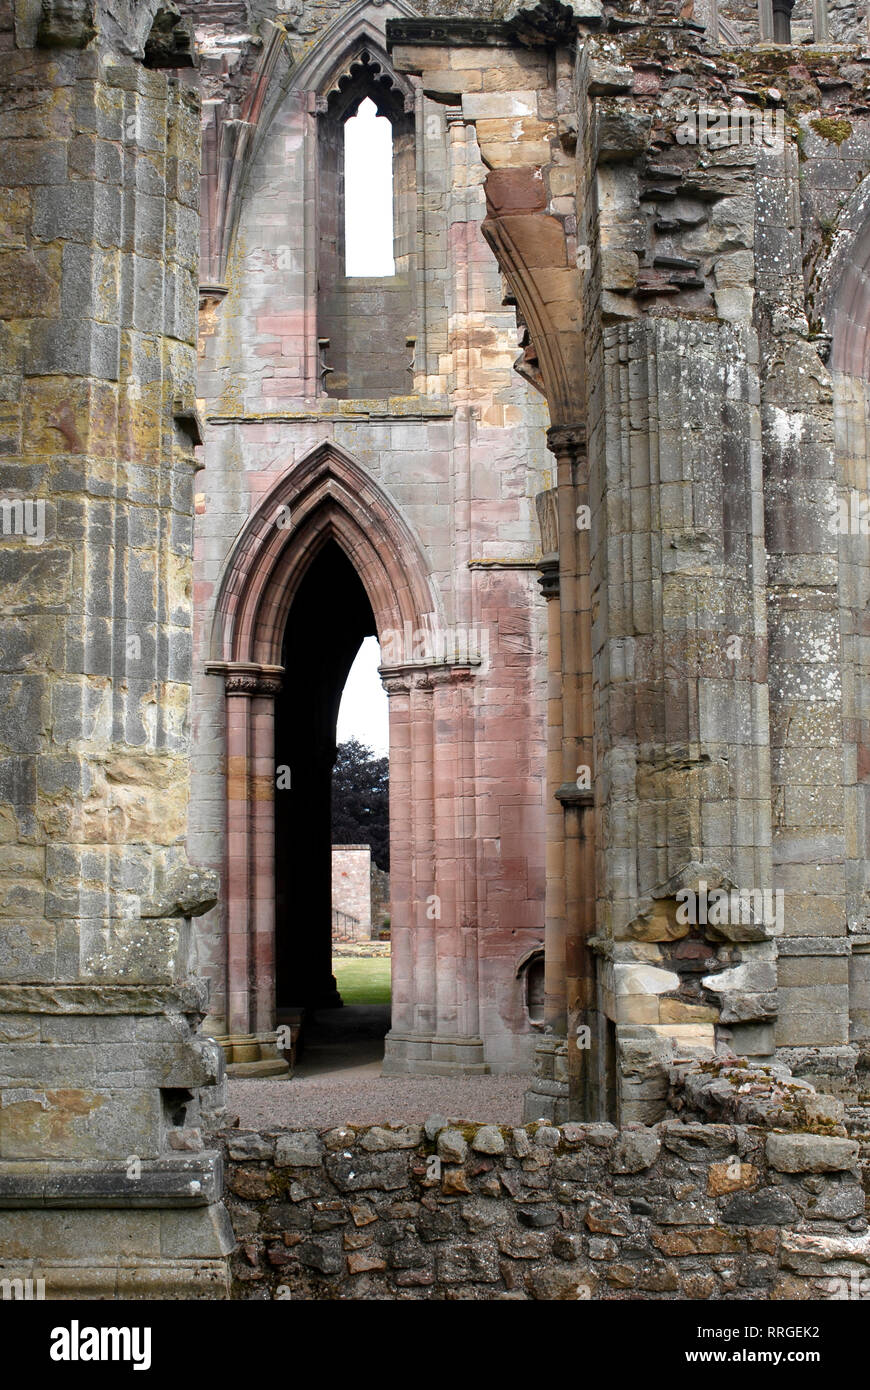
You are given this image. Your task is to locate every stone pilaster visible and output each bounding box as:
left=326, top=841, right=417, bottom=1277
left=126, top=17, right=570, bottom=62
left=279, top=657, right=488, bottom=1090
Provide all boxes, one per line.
left=591, top=318, right=780, bottom=1117
left=754, top=134, right=854, bottom=1089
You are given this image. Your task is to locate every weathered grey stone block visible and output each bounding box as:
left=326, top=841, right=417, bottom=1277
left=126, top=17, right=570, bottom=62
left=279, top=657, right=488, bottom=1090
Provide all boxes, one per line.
left=613, top=1126, right=660, bottom=1173
left=766, top=1133, right=858, bottom=1174
left=274, top=1132, right=323, bottom=1167
left=437, top=1128, right=468, bottom=1163
left=471, top=1125, right=505, bottom=1155
left=722, top=1189, right=800, bottom=1225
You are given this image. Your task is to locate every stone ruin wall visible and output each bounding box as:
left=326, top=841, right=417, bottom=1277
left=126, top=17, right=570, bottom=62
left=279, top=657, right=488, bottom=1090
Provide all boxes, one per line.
left=5, top=0, right=870, bottom=1300
left=189, top=0, right=554, bottom=1076
left=371, top=861, right=391, bottom=930
left=584, top=27, right=870, bottom=1092
left=220, top=1057, right=870, bottom=1300
left=386, top=8, right=870, bottom=1118
left=331, top=845, right=372, bottom=934
left=577, top=29, right=870, bottom=1096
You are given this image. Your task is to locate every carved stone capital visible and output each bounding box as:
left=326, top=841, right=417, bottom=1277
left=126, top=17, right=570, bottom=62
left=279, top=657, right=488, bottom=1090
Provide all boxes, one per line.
left=555, top=781, right=594, bottom=808
left=547, top=422, right=587, bottom=458
left=227, top=674, right=282, bottom=697
left=380, top=662, right=476, bottom=692
left=381, top=675, right=411, bottom=698
left=206, top=661, right=284, bottom=697
left=425, top=665, right=475, bottom=688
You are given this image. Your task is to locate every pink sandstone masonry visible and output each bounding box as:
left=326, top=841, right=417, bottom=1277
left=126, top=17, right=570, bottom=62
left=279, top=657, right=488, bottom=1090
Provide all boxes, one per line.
left=332, top=845, right=372, bottom=935
left=191, top=0, right=552, bottom=1078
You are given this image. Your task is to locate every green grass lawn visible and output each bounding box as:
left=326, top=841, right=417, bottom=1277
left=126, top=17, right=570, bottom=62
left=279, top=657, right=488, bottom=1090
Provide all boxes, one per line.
left=333, top=956, right=391, bottom=1006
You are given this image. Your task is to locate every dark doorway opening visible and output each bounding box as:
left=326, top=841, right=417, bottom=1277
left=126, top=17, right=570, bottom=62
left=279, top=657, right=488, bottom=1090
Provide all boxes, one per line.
left=274, top=538, right=390, bottom=1072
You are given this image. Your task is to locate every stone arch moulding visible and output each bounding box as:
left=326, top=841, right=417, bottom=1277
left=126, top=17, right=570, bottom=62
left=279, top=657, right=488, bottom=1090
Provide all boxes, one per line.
left=205, top=442, right=442, bottom=1040
left=209, top=439, right=440, bottom=667
left=289, top=0, right=421, bottom=99
left=201, top=0, right=420, bottom=288
left=200, top=19, right=294, bottom=289
left=481, top=168, right=585, bottom=426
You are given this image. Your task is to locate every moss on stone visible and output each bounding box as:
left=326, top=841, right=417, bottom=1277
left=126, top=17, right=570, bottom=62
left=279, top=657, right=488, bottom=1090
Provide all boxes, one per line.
left=810, top=117, right=853, bottom=146
left=456, top=1122, right=480, bottom=1142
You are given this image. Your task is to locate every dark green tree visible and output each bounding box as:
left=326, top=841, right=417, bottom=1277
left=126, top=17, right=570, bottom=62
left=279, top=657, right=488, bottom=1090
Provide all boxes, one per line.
left=331, top=738, right=389, bottom=870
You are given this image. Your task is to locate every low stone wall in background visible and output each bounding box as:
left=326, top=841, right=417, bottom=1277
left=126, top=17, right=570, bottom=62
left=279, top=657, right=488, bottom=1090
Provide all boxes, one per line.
left=331, top=846, right=372, bottom=937
left=219, top=1058, right=870, bottom=1300
left=331, top=942, right=391, bottom=958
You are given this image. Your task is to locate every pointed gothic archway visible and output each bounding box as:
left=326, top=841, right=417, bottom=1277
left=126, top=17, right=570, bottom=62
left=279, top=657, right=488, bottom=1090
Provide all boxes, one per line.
left=206, top=442, right=488, bottom=1071
left=210, top=441, right=437, bottom=669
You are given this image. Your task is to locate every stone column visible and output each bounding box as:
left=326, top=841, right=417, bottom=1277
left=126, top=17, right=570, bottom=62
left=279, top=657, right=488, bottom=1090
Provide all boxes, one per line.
left=0, top=6, right=233, bottom=1296
left=432, top=666, right=481, bottom=1051
left=592, top=318, right=778, bottom=1122
left=224, top=678, right=254, bottom=1036
left=382, top=664, right=487, bottom=1074
left=523, top=493, right=571, bottom=1121
left=382, top=673, right=414, bottom=1035
left=554, top=425, right=601, bottom=1119
left=250, top=687, right=280, bottom=1034
left=205, top=662, right=289, bottom=1077
left=832, top=358, right=870, bottom=1069
left=754, top=135, right=853, bottom=1093
left=541, top=558, right=568, bottom=1030
left=410, top=673, right=436, bottom=1034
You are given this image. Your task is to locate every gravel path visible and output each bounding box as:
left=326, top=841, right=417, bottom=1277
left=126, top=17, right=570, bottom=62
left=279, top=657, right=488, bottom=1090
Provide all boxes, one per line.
left=227, top=1071, right=530, bottom=1130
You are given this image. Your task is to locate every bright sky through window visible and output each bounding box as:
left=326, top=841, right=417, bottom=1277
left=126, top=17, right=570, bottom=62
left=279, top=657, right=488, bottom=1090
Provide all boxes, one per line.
left=344, top=97, right=395, bottom=277
left=337, top=636, right=389, bottom=755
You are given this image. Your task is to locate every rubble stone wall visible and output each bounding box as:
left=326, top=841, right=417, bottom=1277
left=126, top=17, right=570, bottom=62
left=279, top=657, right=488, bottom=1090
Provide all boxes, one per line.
left=221, top=1058, right=870, bottom=1300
